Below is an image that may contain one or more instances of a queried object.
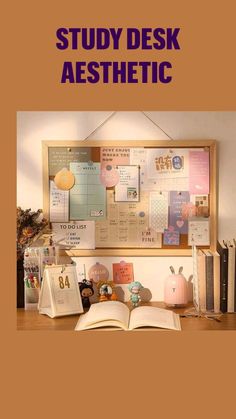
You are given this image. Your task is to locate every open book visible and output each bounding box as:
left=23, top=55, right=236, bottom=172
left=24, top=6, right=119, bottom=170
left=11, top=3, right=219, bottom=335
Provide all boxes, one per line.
left=75, top=301, right=181, bottom=331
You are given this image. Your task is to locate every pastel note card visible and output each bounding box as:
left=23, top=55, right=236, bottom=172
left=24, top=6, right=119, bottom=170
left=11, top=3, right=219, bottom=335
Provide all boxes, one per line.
left=163, top=228, right=180, bottom=245
left=130, top=148, right=147, bottom=166
left=115, top=165, right=140, bottom=202
left=146, top=148, right=189, bottom=179
left=49, top=180, right=69, bottom=222
left=95, top=190, right=151, bottom=248
left=52, top=221, right=95, bottom=249
left=113, top=261, right=134, bottom=284
left=140, top=228, right=162, bottom=248
left=48, top=147, right=91, bottom=176
left=191, top=194, right=209, bottom=217
left=188, top=218, right=210, bottom=246
left=70, top=162, right=106, bottom=220
left=189, top=150, right=209, bottom=194
left=149, top=191, right=169, bottom=233
left=169, top=191, right=190, bottom=234
left=101, top=147, right=130, bottom=166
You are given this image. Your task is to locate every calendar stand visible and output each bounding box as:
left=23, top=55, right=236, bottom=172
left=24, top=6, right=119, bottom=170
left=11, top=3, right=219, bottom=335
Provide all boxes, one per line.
left=38, top=264, right=84, bottom=318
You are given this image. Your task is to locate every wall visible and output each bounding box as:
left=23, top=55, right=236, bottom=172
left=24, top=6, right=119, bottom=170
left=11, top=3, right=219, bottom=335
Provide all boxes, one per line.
left=17, top=111, right=236, bottom=301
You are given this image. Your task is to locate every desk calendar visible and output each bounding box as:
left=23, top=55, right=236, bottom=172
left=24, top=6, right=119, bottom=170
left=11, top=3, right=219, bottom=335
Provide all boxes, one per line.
left=38, top=265, right=83, bottom=318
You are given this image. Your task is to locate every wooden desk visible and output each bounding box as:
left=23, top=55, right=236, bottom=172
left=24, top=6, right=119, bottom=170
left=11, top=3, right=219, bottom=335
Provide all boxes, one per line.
left=16, top=302, right=236, bottom=331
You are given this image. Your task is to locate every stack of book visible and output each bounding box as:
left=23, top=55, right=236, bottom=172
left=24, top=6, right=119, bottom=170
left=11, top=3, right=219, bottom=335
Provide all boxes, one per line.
left=196, top=240, right=236, bottom=313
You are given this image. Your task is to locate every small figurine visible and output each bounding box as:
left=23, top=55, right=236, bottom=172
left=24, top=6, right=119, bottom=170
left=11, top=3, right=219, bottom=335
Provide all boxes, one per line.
left=79, top=279, right=94, bottom=309
left=97, top=280, right=117, bottom=302
left=128, top=281, right=144, bottom=308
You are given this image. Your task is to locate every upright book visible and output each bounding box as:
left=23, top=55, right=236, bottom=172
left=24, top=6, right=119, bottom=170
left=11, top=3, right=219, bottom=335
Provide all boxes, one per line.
left=197, top=249, right=206, bottom=312
left=204, top=250, right=214, bottom=311
left=213, top=251, right=221, bottom=314
left=226, top=241, right=236, bottom=312
left=217, top=241, right=228, bottom=313
left=234, top=239, right=236, bottom=312
left=197, top=249, right=220, bottom=313
left=75, top=301, right=181, bottom=331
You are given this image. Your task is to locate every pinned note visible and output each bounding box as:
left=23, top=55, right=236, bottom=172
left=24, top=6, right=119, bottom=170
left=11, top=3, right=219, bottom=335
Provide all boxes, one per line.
left=115, top=165, right=140, bottom=202
left=54, top=168, right=75, bottom=191
left=149, top=191, right=169, bottom=233
left=163, top=227, right=180, bottom=246
left=169, top=191, right=190, bottom=234
left=49, top=180, right=69, bottom=222
left=189, top=150, right=209, bottom=194
left=52, top=221, right=95, bottom=249
left=113, top=261, right=134, bottom=284
left=70, top=162, right=106, bottom=220
left=188, top=218, right=210, bottom=246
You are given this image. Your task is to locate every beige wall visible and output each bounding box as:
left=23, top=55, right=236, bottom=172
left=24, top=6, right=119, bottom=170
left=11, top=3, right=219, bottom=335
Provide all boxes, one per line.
left=17, top=111, right=236, bottom=300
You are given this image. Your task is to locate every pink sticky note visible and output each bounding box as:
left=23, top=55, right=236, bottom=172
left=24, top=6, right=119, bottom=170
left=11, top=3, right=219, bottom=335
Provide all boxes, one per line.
left=189, top=151, right=209, bottom=194
left=113, top=262, right=134, bottom=284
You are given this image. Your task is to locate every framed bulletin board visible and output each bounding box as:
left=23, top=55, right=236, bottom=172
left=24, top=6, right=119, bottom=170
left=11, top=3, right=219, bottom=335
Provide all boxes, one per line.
left=42, top=140, right=217, bottom=256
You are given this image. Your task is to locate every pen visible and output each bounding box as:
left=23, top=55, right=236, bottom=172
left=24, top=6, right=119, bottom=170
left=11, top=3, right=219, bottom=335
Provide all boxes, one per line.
left=24, top=278, right=30, bottom=288
left=33, top=276, right=40, bottom=288
left=29, top=276, right=35, bottom=288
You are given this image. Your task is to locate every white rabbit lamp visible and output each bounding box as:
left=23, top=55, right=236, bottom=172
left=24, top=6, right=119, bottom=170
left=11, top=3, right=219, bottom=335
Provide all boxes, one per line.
left=164, top=266, right=188, bottom=307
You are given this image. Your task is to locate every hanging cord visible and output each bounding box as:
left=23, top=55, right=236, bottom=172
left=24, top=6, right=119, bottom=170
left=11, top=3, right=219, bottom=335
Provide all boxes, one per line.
left=82, top=110, right=174, bottom=141
left=141, top=111, right=174, bottom=141
left=82, top=111, right=117, bottom=141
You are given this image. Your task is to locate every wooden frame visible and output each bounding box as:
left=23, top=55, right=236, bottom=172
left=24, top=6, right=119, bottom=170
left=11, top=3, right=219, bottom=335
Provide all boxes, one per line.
left=42, top=140, right=217, bottom=257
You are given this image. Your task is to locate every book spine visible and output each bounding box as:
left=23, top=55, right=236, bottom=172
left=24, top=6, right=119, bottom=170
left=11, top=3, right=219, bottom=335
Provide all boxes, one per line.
left=197, top=251, right=206, bottom=312
left=227, top=246, right=235, bottom=312
left=217, top=243, right=228, bottom=313
left=213, top=254, right=220, bottom=313
left=235, top=245, right=236, bottom=312
left=205, top=254, right=214, bottom=311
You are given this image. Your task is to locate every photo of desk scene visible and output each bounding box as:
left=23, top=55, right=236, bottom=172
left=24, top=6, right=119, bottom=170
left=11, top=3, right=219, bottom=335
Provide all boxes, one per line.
left=17, top=112, right=236, bottom=331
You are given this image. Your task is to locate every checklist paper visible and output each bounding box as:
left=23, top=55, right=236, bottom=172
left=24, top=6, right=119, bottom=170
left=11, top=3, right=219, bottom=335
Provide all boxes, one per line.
left=49, top=180, right=69, bottom=222
left=70, top=162, right=106, bottom=221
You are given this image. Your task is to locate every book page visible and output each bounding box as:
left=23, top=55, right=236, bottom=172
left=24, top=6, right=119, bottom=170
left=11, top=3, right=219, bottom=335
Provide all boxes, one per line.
left=75, top=301, right=130, bottom=331
left=129, top=306, right=181, bottom=330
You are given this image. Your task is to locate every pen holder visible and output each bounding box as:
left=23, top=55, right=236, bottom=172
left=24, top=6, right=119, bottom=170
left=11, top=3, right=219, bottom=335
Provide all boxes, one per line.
left=25, top=287, right=40, bottom=310
left=164, top=274, right=188, bottom=308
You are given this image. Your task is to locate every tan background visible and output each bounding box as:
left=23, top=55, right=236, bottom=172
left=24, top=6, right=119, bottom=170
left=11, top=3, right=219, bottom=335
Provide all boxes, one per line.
left=2, top=1, right=236, bottom=418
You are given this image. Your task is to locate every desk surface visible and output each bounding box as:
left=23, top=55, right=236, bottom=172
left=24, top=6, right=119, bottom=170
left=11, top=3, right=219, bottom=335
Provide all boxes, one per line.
left=17, top=302, right=236, bottom=331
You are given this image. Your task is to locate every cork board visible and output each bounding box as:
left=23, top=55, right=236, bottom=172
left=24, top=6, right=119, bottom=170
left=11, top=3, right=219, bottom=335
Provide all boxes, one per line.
left=42, top=140, right=217, bottom=256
